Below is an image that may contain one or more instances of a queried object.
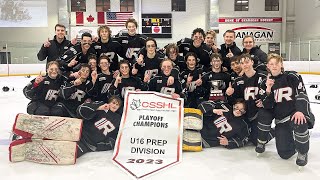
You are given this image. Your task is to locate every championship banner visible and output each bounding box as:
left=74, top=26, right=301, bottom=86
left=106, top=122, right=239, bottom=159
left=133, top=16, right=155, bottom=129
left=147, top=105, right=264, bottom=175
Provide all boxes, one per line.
left=112, top=91, right=184, bottom=179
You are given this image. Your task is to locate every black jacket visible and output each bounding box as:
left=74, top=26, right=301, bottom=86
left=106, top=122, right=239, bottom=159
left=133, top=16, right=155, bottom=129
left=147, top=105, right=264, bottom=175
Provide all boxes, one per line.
left=219, top=42, right=242, bottom=72
left=242, top=46, right=267, bottom=71
left=37, top=36, right=71, bottom=63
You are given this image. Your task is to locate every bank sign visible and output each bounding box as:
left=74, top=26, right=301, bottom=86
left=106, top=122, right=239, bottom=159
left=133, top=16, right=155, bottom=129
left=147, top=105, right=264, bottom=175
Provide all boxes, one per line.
left=232, top=26, right=274, bottom=42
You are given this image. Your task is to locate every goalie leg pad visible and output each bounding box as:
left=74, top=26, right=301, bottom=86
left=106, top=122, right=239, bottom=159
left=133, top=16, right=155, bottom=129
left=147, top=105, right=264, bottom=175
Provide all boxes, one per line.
left=9, top=139, right=77, bottom=165
left=183, top=130, right=202, bottom=152
left=184, top=108, right=203, bottom=130
left=13, top=113, right=83, bottom=141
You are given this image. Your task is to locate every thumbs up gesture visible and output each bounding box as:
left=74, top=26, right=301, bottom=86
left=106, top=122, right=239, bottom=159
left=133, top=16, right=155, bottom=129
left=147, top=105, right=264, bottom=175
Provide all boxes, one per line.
left=226, top=82, right=234, bottom=96
left=44, top=37, right=51, bottom=48
left=226, top=49, right=234, bottom=58
left=266, top=74, right=275, bottom=94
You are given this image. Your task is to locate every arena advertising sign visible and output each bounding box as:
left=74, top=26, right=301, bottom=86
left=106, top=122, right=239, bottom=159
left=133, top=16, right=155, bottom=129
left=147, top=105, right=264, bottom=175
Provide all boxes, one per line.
left=112, top=91, right=184, bottom=179
left=232, top=26, right=275, bottom=42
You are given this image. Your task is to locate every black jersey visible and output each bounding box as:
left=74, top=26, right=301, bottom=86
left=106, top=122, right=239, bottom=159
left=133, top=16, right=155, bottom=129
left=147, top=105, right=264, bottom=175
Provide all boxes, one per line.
left=198, top=100, right=249, bottom=149
left=115, top=33, right=147, bottom=64
left=219, top=42, right=242, bottom=72
left=180, top=66, right=205, bottom=92
left=77, top=101, right=121, bottom=151
left=37, top=36, right=72, bottom=63
left=229, top=71, right=266, bottom=120
left=259, top=71, right=315, bottom=128
left=108, top=76, right=148, bottom=99
left=92, top=72, right=114, bottom=102
left=148, top=73, right=183, bottom=96
left=59, top=43, right=96, bottom=72
left=177, top=38, right=212, bottom=67
left=59, top=79, right=95, bottom=113
left=230, top=71, right=241, bottom=84
left=92, top=38, right=123, bottom=72
left=134, top=53, right=164, bottom=80
left=242, top=46, right=267, bottom=71
left=202, top=70, right=231, bottom=101
left=23, top=75, right=67, bottom=107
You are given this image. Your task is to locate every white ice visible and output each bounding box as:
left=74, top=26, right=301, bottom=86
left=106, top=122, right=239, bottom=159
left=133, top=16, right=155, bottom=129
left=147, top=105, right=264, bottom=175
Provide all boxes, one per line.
left=1, top=75, right=320, bottom=180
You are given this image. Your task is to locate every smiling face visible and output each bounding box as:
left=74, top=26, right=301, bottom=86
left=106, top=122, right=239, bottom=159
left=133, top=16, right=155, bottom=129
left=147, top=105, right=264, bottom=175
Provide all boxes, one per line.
left=119, top=63, right=130, bottom=77
left=127, top=22, right=137, bottom=36
left=231, top=60, right=242, bottom=74
left=186, top=55, right=197, bottom=70
left=192, top=32, right=204, bottom=47
left=81, top=36, right=92, bottom=51
left=109, top=99, right=120, bottom=112
left=161, top=60, right=173, bottom=76
left=240, top=57, right=254, bottom=73
left=243, top=36, right=255, bottom=51
left=47, top=63, right=59, bottom=79
left=224, top=32, right=235, bottom=45
left=233, top=102, right=246, bottom=117
left=146, top=40, right=156, bottom=54
left=79, top=66, right=90, bottom=79
left=211, top=57, right=222, bottom=71
left=267, top=57, right=283, bottom=76
left=205, top=34, right=215, bottom=47
left=99, top=58, right=110, bottom=72
left=55, top=26, right=66, bottom=40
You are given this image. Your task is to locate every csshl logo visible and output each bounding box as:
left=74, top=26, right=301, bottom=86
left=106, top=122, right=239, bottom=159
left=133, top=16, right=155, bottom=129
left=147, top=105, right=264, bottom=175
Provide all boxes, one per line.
left=232, top=26, right=274, bottom=42
left=130, top=99, right=177, bottom=110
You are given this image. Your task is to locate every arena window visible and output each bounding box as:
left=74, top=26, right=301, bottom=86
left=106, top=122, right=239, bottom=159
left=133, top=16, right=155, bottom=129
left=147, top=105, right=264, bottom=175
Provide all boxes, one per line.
left=265, top=0, right=279, bottom=11
left=234, top=0, right=249, bottom=11
left=120, top=0, right=135, bottom=12
left=96, top=0, right=111, bottom=12
left=71, top=0, right=86, bottom=12
left=172, top=0, right=186, bottom=12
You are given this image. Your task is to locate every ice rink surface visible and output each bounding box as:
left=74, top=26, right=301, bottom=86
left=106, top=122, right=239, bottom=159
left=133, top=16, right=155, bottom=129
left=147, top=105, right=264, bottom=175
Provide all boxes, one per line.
left=1, top=75, right=320, bottom=180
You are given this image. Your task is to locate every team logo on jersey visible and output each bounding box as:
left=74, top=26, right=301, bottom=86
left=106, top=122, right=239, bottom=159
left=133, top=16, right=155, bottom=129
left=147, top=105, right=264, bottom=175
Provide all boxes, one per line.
left=94, top=45, right=102, bottom=49
left=44, top=81, right=50, bottom=85
left=237, top=80, right=244, bottom=85
left=122, top=40, right=128, bottom=44
left=70, top=47, right=77, bottom=54
left=184, top=47, right=190, bottom=51
left=157, top=80, right=162, bottom=83
left=99, top=77, right=106, bottom=81
left=64, top=46, right=68, bottom=49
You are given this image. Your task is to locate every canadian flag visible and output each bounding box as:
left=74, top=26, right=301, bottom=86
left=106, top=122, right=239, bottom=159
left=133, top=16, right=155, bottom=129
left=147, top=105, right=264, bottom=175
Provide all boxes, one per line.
left=71, top=12, right=106, bottom=25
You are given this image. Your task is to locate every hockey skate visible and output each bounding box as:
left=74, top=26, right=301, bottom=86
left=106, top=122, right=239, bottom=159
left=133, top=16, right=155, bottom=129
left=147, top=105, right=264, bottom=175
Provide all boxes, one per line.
left=255, top=142, right=265, bottom=157
left=296, top=152, right=308, bottom=170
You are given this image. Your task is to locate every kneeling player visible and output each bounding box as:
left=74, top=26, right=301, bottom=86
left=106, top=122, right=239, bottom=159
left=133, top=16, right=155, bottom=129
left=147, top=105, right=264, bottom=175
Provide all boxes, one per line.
left=198, top=99, right=249, bottom=149
left=9, top=96, right=122, bottom=164
left=256, top=54, right=315, bottom=168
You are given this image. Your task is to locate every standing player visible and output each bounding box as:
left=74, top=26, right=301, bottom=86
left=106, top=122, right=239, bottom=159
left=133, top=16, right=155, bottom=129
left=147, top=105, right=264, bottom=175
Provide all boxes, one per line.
left=37, top=24, right=74, bottom=64
left=92, top=25, right=124, bottom=72
left=177, top=28, right=212, bottom=67
left=198, top=99, right=249, bottom=149
left=115, top=18, right=147, bottom=65
left=219, top=30, right=242, bottom=72
left=226, top=54, right=273, bottom=145
left=204, top=30, right=219, bottom=53
left=256, top=54, right=314, bottom=167
left=242, top=35, right=267, bottom=71
left=23, top=61, right=67, bottom=116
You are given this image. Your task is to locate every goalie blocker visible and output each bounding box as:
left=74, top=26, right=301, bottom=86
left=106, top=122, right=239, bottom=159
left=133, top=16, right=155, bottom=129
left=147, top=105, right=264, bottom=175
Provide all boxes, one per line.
left=183, top=108, right=203, bottom=152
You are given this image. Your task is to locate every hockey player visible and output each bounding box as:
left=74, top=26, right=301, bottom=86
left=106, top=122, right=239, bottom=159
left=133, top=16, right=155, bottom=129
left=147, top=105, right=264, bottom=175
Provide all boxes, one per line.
left=219, top=30, right=242, bottom=72
left=226, top=54, right=273, bottom=145
left=23, top=61, right=67, bottom=116
left=147, top=59, right=183, bottom=99
left=115, top=18, right=147, bottom=65
left=202, top=53, right=231, bottom=102
left=204, top=30, right=219, bottom=53
left=198, top=99, right=249, bottom=149
left=165, top=43, right=186, bottom=72
left=51, top=63, right=95, bottom=117
left=256, top=53, right=314, bottom=167
left=242, top=35, right=267, bottom=71
left=180, top=52, right=206, bottom=108
left=92, top=25, right=124, bottom=72
left=92, top=55, right=114, bottom=102
left=177, top=28, right=212, bottom=67
left=108, top=60, right=148, bottom=101
left=37, top=24, right=75, bottom=64
left=76, top=96, right=122, bottom=158
left=132, top=37, right=164, bottom=80
left=59, top=32, right=96, bottom=74
left=230, top=56, right=243, bottom=83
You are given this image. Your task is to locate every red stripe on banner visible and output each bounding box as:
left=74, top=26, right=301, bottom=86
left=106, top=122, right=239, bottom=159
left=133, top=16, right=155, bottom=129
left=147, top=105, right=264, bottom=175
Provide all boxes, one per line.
left=97, top=12, right=105, bottom=24
left=232, top=26, right=272, bottom=31
left=76, top=12, right=84, bottom=25
left=219, top=17, right=282, bottom=23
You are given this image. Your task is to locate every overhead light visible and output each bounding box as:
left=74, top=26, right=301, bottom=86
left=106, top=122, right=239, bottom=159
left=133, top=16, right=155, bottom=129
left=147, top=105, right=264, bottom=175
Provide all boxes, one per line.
left=236, top=0, right=248, bottom=3
left=245, top=6, right=248, bottom=8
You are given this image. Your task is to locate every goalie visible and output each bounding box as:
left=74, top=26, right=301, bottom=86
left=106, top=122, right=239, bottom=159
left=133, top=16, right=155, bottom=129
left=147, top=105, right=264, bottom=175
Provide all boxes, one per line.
left=9, top=96, right=122, bottom=165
